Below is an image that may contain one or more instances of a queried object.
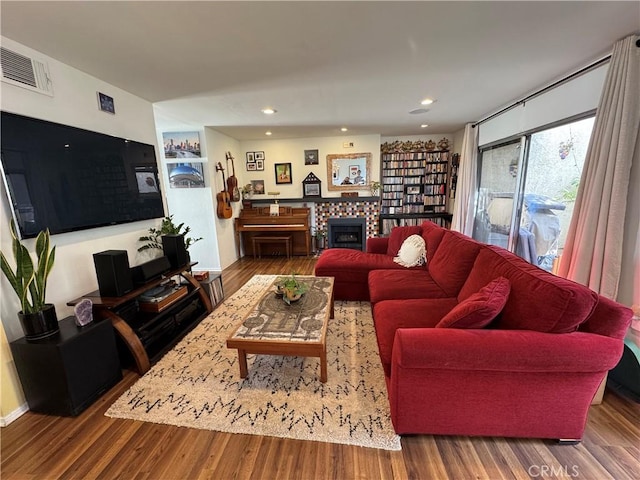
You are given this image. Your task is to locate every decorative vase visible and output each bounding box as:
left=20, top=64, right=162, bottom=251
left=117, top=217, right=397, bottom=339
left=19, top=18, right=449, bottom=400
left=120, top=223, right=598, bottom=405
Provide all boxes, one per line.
left=18, top=304, right=59, bottom=341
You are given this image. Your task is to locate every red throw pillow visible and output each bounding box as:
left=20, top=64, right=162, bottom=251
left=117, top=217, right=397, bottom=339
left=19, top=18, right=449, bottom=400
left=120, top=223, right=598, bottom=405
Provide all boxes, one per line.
left=436, top=277, right=511, bottom=329
left=386, top=225, right=422, bottom=257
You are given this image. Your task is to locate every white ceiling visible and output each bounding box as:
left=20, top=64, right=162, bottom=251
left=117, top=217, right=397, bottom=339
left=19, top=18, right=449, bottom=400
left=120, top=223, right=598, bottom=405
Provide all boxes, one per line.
left=1, top=1, right=639, bottom=140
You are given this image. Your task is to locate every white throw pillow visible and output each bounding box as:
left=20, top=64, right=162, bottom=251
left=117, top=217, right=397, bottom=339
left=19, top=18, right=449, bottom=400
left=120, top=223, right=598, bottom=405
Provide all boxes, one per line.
left=393, top=234, right=426, bottom=268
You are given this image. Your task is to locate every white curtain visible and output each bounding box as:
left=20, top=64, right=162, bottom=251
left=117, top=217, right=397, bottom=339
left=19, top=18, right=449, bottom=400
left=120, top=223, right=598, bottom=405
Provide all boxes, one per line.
left=451, top=123, right=479, bottom=236
left=558, top=35, right=640, bottom=299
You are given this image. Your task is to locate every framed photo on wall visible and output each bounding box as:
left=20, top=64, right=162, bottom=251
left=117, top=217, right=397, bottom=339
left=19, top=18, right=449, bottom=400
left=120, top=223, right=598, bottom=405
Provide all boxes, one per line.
left=275, top=162, right=292, bottom=184
left=255, top=159, right=264, bottom=171
left=304, top=149, right=319, bottom=165
left=251, top=179, right=265, bottom=194
left=97, top=92, right=115, bottom=114
left=255, top=151, right=265, bottom=161
left=247, top=162, right=257, bottom=171
left=246, top=152, right=255, bottom=162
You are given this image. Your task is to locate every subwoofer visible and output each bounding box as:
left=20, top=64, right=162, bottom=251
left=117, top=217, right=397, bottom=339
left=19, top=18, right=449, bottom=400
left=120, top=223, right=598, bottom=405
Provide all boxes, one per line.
left=93, top=250, right=133, bottom=297
left=162, top=234, right=189, bottom=269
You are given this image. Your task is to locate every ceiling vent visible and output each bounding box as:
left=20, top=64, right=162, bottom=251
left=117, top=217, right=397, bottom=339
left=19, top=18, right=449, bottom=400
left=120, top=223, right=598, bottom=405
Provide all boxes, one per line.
left=1, top=47, right=54, bottom=96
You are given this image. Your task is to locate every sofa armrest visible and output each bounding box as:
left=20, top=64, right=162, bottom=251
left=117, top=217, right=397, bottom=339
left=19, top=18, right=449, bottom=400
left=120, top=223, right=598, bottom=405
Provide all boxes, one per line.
left=392, top=328, right=624, bottom=373
left=367, top=237, right=388, bottom=254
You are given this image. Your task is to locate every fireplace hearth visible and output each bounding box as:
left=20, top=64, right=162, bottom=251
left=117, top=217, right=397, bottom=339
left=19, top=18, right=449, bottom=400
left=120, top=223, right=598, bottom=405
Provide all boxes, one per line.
left=327, top=218, right=366, bottom=251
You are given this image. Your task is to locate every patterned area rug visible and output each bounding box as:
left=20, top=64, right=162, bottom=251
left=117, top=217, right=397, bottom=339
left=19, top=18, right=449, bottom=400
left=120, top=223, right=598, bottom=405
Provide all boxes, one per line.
left=106, top=275, right=401, bottom=451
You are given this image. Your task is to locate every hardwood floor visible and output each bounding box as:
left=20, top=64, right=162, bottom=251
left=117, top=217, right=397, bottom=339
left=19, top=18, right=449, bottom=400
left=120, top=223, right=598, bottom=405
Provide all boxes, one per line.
left=2, top=256, right=639, bottom=479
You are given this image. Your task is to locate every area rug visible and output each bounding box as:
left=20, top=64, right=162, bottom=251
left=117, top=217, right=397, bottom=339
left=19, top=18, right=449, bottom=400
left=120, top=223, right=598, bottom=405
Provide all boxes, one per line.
left=106, top=275, right=401, bottom=451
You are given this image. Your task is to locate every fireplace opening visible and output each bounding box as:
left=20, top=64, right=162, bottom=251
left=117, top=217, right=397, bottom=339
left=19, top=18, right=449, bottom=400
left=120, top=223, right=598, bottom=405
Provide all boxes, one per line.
left=327, top=218, right=366, bottom=251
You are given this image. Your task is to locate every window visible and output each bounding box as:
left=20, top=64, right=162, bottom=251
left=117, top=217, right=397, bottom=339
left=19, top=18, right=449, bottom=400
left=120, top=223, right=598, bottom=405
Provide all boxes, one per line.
left=473, top=116, right=595, bottom=272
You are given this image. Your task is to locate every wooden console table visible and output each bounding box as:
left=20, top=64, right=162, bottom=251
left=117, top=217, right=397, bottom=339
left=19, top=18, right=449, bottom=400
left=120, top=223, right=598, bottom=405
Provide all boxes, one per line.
left=68, top=263, right=213, bottom=375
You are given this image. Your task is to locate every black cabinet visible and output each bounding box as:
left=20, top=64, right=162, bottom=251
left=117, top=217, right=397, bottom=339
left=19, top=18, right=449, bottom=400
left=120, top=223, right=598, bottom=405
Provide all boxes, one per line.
left=10, top=316, right=122, bottom=416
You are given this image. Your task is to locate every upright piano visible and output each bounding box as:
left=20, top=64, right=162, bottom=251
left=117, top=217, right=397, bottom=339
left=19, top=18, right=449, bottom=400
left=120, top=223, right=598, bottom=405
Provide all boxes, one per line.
left=234, top=206, right=311, bottom=257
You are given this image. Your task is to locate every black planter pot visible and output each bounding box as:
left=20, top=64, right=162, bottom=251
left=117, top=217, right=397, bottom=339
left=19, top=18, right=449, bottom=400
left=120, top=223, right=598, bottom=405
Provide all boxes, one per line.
left=18, top=304, right=59, bottom=341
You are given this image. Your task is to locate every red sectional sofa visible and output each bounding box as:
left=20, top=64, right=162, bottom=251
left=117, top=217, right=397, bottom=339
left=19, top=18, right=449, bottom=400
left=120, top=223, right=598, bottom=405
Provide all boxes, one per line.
left=314, top=221, right=633, bottom=440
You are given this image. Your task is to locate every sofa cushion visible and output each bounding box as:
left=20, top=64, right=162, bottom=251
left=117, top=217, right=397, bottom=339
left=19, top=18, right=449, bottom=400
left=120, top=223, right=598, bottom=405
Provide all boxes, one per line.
left=373, top=298, right=459, bottom=376
left=369, top=269, right=450, bottom=304
left=387, top=225, right=422, bottom=257
left=420, top=221, right=446, bottom=263
left=428, top=231, right=482, bottom=296
left=394, top=234, right=426, bottom=267
left=436, top=277, right=511, bottom=329
left=458, top=246, right=599, bottom=333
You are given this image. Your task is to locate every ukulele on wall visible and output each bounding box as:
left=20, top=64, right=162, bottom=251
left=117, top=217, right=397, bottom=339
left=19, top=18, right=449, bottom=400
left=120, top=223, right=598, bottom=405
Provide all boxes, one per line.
left=216, top=162, right=233, bottom=219
left=226, top=151, right=241, bottom=202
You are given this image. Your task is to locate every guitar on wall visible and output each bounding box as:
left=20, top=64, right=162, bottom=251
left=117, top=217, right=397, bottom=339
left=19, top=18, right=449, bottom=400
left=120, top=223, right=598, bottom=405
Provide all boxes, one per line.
left=226, top=151, right=241, bottom=202
left=215, top=162, right=233, bottom=219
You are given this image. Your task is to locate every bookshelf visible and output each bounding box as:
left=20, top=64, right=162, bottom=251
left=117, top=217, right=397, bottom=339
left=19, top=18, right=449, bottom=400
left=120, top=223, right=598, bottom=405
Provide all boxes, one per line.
left=379, top=145, right=451, bottom=235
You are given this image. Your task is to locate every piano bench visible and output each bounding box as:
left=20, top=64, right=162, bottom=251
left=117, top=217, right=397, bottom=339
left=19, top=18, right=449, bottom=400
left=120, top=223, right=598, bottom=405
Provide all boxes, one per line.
left=252, top=235, right=293, bottom=259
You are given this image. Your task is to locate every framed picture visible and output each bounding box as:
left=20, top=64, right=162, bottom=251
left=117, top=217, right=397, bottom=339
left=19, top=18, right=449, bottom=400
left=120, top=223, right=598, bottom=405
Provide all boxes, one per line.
left=166, top=162, right=205, bottom=188
left=255, top=159, right=264, bottom=171
left=162, top=131, right=201, bottom=158
left=304, top=149, right=319, bottom=165
left=246, top=162, right=257, bottom=171
left=246, top=152, right=255, bottom=162
left=255, top=151, right=265, bottom=161
left=251, top=179, right=265, bottom=194
left=275, top=162, right=292, bottom=184
left=304, top=183, right=320, bottom=197
left=97, top=92, right=115, bottom=114
left=407, top=186, right=421, bottom=194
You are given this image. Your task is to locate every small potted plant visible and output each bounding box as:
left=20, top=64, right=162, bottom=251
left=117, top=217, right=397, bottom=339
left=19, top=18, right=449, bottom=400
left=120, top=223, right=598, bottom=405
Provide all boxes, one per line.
left=370, top=181, right=381, bottom=196
left=241, top=184, right=254, bottom=209
left=138, top=215, right=202, bottom=253
left=276, top=274, right=308, bottom=305
left=314, top=227, right=327, bottom=252
left=0, top=220, right=58, bottom=340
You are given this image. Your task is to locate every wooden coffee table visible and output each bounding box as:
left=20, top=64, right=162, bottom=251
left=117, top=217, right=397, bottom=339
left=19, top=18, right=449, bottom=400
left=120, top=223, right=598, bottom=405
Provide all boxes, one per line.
left=226, top=276, right=334, bottom=382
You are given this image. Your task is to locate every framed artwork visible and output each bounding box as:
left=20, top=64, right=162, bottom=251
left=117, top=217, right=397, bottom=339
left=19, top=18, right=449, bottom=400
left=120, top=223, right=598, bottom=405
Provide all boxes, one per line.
left=304, top=183, right=320, bottom=197
left=275, top=162, right=292, bottom=184
left=166, top=162, right=205, bottom=188
left=304, top=149, right=319, bottom=165
left=246, top=162, right=257, bottom=171
left=162, top=131, right=201, bottom=158
left=254, top=151, right=265, bottom=161
left=97, top=92, right=115, bottom=114
left=251, top=179, right=265, bottom=194
left=246, top=152, right=255, bottom=162
left=255, top=159, right=264, bottom=171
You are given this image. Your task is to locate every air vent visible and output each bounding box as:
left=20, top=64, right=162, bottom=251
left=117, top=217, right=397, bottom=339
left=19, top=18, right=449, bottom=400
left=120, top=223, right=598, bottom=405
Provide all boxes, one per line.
left=1, top=47, right=53, bottom=96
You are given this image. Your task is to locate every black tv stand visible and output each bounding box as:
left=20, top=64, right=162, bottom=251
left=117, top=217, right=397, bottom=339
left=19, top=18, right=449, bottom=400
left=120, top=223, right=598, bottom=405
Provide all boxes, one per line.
left=68, top=262, right=213, bottom=375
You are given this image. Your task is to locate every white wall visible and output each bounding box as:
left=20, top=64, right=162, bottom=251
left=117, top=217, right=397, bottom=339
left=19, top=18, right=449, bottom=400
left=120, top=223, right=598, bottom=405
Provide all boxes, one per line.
left=0, top=37, right=160, bottom=418
left=239, top=134, right=382, bottom=200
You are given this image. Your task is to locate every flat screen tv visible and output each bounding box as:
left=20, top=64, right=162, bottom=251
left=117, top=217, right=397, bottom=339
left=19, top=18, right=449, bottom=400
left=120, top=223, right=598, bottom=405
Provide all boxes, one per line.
left=1, top=111, right=165, bottom=238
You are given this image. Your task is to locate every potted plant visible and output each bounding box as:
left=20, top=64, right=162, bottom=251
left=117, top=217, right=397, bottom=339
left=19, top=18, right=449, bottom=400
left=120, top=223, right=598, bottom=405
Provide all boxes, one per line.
left=370, top=181, right=381, bottom=196
left=241, top=184, right=254, bottom=209
left=0, top=220, right=58, bottom=340
left=276, top=274, right=308, bottom=305
left=138, top=215, right=202, bottom=253
left=313, top=227, right=327, bottom=252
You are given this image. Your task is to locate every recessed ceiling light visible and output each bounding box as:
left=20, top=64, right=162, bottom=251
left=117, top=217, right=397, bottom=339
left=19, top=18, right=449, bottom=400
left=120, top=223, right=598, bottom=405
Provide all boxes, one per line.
left=420, top=124, right=429, bottom=128
left=341, top=127, right=348, bottom=132
left=261, top=108, right=277, bottom=115
left=409, top=108, right=429, bottom=115
left=265, top=131, right=272, bottom=136
left=421, top=98, right=435, bottom=105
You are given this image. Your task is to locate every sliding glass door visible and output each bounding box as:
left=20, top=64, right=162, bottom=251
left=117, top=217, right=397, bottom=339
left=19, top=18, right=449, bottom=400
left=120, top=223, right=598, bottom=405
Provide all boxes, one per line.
left=473, top=116, right=595, bottom=272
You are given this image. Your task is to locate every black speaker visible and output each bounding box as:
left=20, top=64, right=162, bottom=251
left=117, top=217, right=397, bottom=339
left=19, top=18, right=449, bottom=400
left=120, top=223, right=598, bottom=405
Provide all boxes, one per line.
left=162, top=234, right=189, bottom=268
left=131, top=256, right=172, bottom=284
left=93, top=250, right=133, bottom=297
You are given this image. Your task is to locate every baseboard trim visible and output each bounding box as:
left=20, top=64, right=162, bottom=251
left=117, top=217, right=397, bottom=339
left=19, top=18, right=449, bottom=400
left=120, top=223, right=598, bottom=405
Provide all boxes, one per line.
left=0, top=403, right=29, bottom=427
